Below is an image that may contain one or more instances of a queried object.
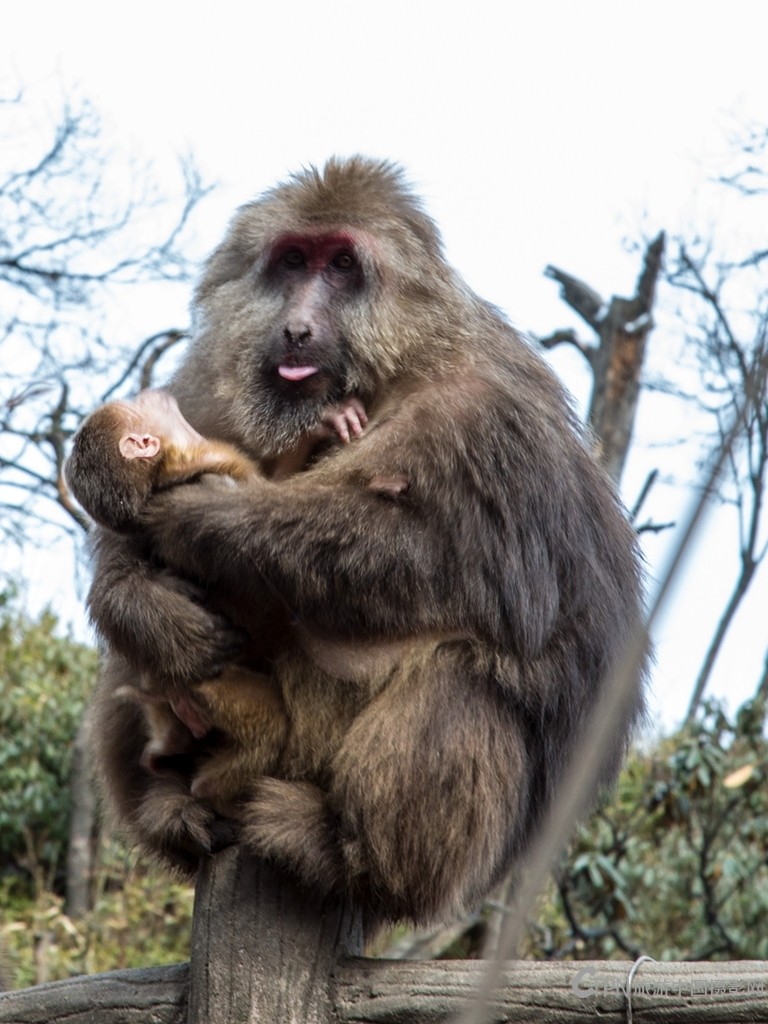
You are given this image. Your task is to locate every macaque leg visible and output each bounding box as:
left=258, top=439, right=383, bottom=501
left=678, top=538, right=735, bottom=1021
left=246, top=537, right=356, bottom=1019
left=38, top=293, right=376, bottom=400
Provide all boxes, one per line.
left=240, top=644, right=530, bottom=923
left=106, top=663, right=289, bottom=852
left=189, top=667, right=289, bottom=811
left=92, top=661, right=225, bottom=873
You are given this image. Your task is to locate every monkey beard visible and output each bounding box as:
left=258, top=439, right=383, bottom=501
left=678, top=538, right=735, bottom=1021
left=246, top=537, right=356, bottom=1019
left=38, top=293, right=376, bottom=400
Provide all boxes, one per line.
left=242, top=369, right=351, bottom=458
left=235, top=334, right=362, bottom=458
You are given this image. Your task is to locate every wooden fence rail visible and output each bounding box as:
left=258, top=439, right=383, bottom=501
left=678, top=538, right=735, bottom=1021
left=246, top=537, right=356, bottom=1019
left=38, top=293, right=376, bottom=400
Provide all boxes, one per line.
left=1, top=846, right=767, bottom=1023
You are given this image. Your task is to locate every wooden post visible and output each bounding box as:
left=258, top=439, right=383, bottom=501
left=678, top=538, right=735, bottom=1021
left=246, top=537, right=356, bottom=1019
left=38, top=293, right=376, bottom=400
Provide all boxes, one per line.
left=187, top=846, right=363, bottom=1024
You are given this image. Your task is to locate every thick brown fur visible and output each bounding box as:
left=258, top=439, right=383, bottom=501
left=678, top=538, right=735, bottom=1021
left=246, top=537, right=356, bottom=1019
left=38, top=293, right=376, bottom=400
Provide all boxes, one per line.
left=84, top=157, right=647, bottom=926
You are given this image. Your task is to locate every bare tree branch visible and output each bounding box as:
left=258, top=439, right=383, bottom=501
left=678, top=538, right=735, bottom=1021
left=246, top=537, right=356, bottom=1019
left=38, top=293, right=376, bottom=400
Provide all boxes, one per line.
left=678, top=285, right=768, bottom=723
left=0, top=90, right=210, bottom=547
left=542, top=232, right=665, bottom=484
left=0, top=86, right=214, bottom=925
left=102, top=329, right=188, bottom=402
left=536, top=327, right=595, bottom=364
left=544, top=265, right=606, bottom=331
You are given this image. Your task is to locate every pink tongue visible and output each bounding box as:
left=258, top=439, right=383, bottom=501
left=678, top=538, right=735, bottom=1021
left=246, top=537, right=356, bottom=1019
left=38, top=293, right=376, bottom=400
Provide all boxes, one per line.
left=278, top=365, right=319, bottom=381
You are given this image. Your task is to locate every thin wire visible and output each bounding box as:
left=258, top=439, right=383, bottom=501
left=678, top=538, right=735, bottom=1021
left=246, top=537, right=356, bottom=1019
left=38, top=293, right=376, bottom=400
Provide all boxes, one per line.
left=453, top=365, right=760, bottom=1024
left=626, top=956, right=656, bottom=1023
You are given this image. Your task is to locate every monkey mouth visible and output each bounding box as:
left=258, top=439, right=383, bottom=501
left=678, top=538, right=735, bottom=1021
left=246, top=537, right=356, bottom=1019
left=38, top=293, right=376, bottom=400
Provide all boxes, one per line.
left=278, top=365, right=320, bottom=382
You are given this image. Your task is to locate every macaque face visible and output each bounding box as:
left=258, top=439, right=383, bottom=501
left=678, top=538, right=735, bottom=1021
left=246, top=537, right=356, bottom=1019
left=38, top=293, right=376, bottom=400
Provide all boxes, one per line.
left=178, top=160, right=450, bottom=456
left=183, top=225, right=386, bottom=454
left=258, top=232, right=364, bottom=407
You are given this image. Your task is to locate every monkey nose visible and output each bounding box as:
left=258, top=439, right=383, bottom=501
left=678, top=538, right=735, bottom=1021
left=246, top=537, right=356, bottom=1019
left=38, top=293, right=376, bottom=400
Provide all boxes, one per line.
left=284, top=323, right=312, bottom=346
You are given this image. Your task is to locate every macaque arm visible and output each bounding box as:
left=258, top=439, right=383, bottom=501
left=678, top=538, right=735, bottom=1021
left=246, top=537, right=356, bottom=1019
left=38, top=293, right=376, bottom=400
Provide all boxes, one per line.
left=141, top=398, right=558, bottom=651
left=87, top=528, right=245, bottom=691
left=143, top=474, right=447, bottom=638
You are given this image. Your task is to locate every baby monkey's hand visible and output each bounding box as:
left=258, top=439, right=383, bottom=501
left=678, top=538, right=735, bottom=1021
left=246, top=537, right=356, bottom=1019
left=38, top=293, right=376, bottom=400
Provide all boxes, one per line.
left=318, top=397, right=368, bottom=444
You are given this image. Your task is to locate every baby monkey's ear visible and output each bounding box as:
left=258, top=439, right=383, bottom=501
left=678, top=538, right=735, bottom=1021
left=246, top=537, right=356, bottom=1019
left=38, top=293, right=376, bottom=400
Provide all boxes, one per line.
left=119, top=433, right=161, bottom=460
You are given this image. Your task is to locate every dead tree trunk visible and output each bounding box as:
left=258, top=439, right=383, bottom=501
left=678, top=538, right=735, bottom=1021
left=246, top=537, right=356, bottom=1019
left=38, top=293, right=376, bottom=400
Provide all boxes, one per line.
left=540, top=231, right=665, bottom=485
left=64, top=713, right=96, bottom=919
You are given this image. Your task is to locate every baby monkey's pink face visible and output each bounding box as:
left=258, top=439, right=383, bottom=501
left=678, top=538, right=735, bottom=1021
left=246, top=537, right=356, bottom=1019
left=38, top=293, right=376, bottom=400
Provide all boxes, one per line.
left=118, top=390, right=203, bottom=461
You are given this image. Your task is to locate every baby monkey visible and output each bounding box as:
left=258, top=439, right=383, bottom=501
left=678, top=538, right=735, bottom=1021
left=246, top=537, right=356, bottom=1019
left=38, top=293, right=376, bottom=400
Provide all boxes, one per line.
left=67, top=388, right=367, bottom=533
left=66, top=388, right=367, bottom=808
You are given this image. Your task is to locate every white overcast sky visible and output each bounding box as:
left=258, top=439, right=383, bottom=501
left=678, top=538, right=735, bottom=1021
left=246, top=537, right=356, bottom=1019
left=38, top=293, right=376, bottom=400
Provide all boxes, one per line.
left=4, top=0, right=768, bottom=729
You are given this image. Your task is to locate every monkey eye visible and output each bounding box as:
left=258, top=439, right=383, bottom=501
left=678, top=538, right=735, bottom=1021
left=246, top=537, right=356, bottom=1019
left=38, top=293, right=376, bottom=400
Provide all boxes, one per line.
left=282, top=248, right=305, bottom=268
left=330, top=250, right=356, bottom=271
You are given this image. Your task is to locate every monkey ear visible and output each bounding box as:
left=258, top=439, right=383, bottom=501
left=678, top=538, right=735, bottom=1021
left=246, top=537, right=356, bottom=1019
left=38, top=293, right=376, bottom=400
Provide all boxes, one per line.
left=119, top=433, right=161, bottom=460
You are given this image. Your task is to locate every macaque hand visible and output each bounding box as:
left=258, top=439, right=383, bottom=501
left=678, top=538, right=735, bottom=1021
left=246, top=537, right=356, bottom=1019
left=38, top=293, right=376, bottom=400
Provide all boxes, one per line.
left=170, top=693, right=213, bottom=739
left=318, top=397, right=368, bottom=444
left=131, top=569, right=244, bottom=690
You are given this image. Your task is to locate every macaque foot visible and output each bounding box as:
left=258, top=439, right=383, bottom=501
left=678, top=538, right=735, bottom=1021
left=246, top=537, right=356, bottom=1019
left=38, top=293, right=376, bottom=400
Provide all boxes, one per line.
left=189, top=746, right=262, bottom=809
left=240, top=778, right=345, bottom=893
left=190, top=765, right=238, bottom=807
left=136, top=778, right=220, bottom=857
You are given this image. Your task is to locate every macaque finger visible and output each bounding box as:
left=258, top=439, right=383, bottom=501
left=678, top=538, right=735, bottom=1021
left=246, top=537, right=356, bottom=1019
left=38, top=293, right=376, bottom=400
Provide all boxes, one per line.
left=326, top=411, right=350, bottom=443
left=344, top=397, right=368, bottom=434
left=321, top=398, right=368, bottom=444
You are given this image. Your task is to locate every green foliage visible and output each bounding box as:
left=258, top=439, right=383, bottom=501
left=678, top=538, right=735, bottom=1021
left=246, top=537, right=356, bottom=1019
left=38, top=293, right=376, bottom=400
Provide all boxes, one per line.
left=530, top=698, right=768, bottom=961
left=0, top=840, right=193, bottom=988
left=0, top=590, right=97, bottom=885
left=0, top=590, right=193, bottom=989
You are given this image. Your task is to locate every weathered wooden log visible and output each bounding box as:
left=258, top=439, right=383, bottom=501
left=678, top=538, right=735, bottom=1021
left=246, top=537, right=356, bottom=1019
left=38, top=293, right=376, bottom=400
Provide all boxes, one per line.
left=4, top=953, right=768, bottom=1023
left=335, top=958, right=768, bottom=1023
left=187, top=846, right=362, bottom=1024
left=0, top=963, right=188, bottom=1023
left=2, top=847, right=768, bottom=1023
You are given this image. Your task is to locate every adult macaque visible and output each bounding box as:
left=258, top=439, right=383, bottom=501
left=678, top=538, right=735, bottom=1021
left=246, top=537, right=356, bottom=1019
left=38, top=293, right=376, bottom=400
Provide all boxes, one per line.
left=66, top=388, right=368, bottom=806
left=85, top=157, right=647, bottom=927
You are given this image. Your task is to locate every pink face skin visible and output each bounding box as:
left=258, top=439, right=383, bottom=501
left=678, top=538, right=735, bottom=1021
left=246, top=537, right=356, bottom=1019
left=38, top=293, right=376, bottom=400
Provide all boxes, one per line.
left=268, top=232, right=359, bottom=276
left=267, top=233, right=362, bottom=387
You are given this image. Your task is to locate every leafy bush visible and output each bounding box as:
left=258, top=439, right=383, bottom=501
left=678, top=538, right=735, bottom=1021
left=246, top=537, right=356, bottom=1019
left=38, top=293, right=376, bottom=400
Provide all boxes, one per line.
left=0, top=591, right=97, bottom=887
left=0, top=593, right=193, bottom=988
left=531, top=698, right=768, bottom=961
left=1, top=841, right=193, bottom=987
